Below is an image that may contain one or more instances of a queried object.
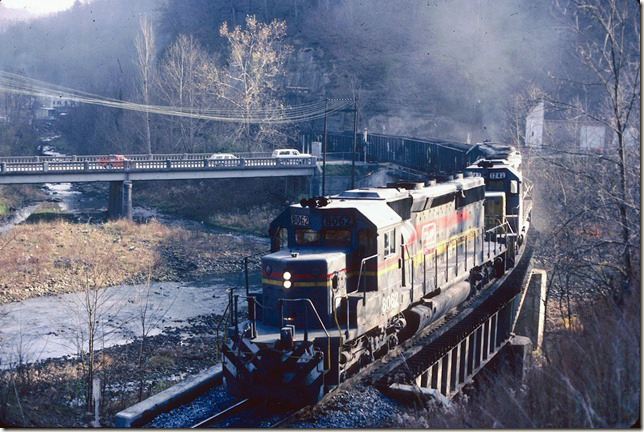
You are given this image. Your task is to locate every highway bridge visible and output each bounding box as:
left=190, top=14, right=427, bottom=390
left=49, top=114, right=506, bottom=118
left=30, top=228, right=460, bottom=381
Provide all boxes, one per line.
left=0, top=152, right=317, bottom=219
left=0, top=152, right=317, bottom=183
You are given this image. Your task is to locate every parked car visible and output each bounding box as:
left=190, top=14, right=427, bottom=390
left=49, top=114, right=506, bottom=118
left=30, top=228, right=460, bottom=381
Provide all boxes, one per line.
left=208, top=153, right=238, bottom=166
left=97, top=154, right=128, bottom=168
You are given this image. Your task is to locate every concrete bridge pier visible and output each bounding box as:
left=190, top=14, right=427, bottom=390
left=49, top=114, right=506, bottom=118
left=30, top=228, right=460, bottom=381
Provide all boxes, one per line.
left=108, top=180, right=132, bottom=220
left=515, top=269, right=547, bottom=351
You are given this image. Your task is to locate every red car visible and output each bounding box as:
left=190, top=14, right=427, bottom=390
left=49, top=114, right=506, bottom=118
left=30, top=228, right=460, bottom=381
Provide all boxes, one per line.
left=98, top=154, right=128, bottom=168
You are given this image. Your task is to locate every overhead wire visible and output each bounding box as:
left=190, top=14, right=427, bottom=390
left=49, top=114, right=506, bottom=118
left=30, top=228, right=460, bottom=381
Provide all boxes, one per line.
left=0, top=71, right=353, bottom=124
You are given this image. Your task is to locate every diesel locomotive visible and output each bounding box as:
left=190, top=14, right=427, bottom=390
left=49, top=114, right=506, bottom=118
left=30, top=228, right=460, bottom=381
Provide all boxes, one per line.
left=222, top=144, right=531, bottom=404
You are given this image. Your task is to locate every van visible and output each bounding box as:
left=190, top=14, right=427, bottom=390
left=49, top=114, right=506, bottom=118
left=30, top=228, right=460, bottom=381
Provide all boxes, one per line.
left=271, top=149, right=310, bottom=158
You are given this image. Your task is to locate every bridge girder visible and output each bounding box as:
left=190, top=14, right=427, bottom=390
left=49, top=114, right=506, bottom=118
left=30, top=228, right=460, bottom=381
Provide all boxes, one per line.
left=0, top=167, right=316, bottom=184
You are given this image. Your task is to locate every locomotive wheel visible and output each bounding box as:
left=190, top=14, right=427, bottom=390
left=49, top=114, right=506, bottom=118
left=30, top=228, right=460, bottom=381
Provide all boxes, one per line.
left=387, top=334, right=399, bottom=350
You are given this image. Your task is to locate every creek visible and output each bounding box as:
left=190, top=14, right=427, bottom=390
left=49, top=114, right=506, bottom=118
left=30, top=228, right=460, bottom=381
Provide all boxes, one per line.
left=0, top=138, right=266, bottom=367
left=0, top=274, right=260, bottom=367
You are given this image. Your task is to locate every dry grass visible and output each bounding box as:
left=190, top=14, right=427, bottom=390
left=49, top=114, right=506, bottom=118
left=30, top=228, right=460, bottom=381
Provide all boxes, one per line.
left=208, top=204, right=281, bottom=235
left=0, top=219, right=265, bottom=304
left=0, top=220, right=163, bottom=304
left=397, top=295, right=640, bottom=428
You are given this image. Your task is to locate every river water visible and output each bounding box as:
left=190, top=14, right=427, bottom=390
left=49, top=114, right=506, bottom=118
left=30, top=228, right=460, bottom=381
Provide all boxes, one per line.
left=0, top=139, right=80, bottom=233
left=0, top=138, right=265, bottom=367
left=0, top=276, right=260, bottom=367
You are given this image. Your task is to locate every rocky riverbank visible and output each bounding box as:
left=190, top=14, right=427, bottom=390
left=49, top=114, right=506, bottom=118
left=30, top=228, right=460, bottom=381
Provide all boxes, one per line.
left=0, top=219, right=266, bottom=304
left=0, top=216, right=266, bottom=427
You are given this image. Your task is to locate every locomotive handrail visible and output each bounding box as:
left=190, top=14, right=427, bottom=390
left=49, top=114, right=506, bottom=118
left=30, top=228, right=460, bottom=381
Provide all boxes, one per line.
left=357, top=253, right=379, bottom=307
left=331, top=291, right=349, bottom=349
left=483, top=221, right=515, bottom=261
left=503, top=217, right=517, bottom=234
left=215, top=295, right=232, bottom=361
left=279, top=298, right=331, bottom=371
left=401, top=242, right=415, bottom=299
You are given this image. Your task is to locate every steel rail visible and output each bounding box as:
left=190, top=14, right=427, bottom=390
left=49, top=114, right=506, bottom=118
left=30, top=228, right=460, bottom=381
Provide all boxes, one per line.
left=190, top=398, right=305, bottom=429
left=190, top=398, right=252, bottom=428
left=269, top=407, right=309, bottom=428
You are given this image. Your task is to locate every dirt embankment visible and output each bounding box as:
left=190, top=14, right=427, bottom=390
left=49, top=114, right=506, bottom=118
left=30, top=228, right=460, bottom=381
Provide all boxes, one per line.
left=0, top=219, right=267, bottom=304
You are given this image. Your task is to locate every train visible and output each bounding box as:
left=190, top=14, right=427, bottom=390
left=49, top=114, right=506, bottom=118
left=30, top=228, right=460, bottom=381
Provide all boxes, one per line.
left=222, top=142, right=532, bottom=405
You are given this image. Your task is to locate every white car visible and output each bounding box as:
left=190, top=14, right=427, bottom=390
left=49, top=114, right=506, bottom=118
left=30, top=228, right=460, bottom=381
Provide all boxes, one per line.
left=208, top=153, right=238, bottom=166
left=271, top=149, right=310, bottom=158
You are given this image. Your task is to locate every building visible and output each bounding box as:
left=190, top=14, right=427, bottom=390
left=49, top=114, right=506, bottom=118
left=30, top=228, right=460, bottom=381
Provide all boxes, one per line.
left=34, top=95, right=79, bottom=120
left=524, top=101, right=638, bottom=152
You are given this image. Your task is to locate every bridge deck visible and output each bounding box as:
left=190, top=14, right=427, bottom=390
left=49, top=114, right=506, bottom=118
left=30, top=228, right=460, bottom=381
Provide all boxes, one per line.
left=0, top=154, right=317, bottom=184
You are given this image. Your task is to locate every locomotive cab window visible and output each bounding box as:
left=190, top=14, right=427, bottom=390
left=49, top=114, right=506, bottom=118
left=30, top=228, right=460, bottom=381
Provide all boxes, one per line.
left=358, top=230, right=376, bottom=256
left=273, top=227, right=288, bottom=250
left=295, top=229, right=320, bottom=246
left=383, top=228, right=396, bottom=256
left=323, top=229, right=351, bottom=247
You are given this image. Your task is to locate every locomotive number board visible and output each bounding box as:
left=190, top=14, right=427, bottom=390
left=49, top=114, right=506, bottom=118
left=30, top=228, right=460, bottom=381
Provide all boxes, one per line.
left=323, top=215, right=353, bottom=227
left=291, top=214, right=310, bottom=226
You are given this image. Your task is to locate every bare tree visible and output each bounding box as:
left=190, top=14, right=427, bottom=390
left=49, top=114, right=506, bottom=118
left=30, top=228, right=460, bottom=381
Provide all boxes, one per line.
left=60, top=234, right=131, bottom=412
left=2, top=92, right=34, bottom=124
left=550, top=0, right=640, bottom=302
left=218, top=16, right=292, bottom=152
left=135, top=270, right=175, bottom=402
left=503, top=83, right=545, bottom=145
left=157, top=34, right=215, bottom=153
left=134, top=15, right=156, bottom=154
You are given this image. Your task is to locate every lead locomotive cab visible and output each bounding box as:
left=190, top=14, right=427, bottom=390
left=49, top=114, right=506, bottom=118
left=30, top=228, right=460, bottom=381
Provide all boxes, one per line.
left=224, top=193, right=389, bottom=404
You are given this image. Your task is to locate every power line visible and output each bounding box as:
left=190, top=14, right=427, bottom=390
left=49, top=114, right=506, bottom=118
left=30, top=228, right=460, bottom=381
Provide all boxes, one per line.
left=0, top=71, right=353, bottom=124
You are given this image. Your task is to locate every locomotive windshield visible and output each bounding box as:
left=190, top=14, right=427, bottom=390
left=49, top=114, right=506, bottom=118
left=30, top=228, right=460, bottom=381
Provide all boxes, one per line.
left=295, top=228, right=352, bottom=247
left=323, top=229, right=351, bottom=246
left=486, top=180, right=504, bottom=192
left=272, top=227, right=289, bottom=250
left=295, top=229, right=320, bottom=245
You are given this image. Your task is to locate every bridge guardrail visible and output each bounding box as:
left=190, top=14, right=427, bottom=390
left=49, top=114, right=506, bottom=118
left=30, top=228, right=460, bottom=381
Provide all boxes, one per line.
left=0, top=155, right=317, bottom=175
left=0, top=152, right=282, bottom=164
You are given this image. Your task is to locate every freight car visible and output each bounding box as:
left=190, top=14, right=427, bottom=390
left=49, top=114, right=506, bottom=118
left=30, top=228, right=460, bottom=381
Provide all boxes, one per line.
left=222, top=145, right=531, bottom=404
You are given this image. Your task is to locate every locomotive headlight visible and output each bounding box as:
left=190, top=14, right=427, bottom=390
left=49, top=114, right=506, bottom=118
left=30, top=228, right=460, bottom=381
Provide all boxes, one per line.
left=283, top=280, right=292, bottom=289
left=283, top=271, right=291, bottom=281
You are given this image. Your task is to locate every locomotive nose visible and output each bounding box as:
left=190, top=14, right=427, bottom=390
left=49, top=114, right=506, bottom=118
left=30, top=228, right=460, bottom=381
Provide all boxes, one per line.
left=261, top=249, right=347, bottom=329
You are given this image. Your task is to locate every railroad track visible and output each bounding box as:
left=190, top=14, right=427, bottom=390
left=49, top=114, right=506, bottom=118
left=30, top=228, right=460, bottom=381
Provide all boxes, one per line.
left=171, top=240, right=535, bottom=429
left=190, top=398, right=305, bottom=428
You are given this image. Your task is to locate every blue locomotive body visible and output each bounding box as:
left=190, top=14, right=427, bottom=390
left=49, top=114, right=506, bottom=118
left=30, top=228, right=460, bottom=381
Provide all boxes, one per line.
left=223, top=150, right=531, bottom=404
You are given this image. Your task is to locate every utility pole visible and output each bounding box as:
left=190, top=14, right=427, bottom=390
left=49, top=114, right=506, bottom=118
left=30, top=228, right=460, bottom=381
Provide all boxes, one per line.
left=323, top=99, right=328, bottom=196
left=351, top=97, right=358, bottom=189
